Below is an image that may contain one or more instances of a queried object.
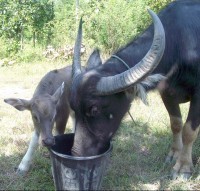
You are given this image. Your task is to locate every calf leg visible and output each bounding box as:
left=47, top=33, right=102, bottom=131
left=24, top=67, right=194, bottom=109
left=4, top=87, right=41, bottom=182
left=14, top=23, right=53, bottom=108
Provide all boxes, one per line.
left=161, top=93, right=183, bottom=163
left=17, top=130, right=39, bottom=175
left=172, top=96, right=200, bottom=179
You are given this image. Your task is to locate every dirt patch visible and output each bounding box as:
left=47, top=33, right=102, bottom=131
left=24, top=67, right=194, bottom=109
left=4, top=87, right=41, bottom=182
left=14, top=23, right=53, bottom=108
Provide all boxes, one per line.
left=0, top=86, right=32, bottom=100
left=0, top=81, right=32, bottom=99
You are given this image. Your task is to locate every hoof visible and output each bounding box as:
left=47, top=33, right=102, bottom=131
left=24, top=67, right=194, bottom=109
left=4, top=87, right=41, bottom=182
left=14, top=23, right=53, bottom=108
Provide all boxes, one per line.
left=171, top=169, right=178, bottom=180
left=15, top=167, right=28, bottom=176
left=171, top=169, right=192, bottom=180
left=165, top=155, right=173, bottom=164
left=179, top=172, right=192, bottom=180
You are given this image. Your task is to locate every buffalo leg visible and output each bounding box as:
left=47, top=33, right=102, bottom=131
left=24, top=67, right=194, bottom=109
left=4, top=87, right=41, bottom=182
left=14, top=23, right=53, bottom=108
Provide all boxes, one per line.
left=161, top=93, right=183, bottom=163
left=17, top=130, right=39, bottom=175
left=172, top=95, right=200, bottom=179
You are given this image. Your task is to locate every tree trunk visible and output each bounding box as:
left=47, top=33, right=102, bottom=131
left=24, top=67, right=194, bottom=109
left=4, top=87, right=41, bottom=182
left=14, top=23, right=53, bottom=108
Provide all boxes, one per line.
left=33, top=31, right=36, bottom=48
left=20, top=25, right=24, bottom=50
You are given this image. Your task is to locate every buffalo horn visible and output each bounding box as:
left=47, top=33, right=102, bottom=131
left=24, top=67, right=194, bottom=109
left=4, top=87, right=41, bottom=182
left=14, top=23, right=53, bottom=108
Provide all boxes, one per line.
left=72, top=18, right=83, bottom=80
left=96, top=10, right=165, bottom=95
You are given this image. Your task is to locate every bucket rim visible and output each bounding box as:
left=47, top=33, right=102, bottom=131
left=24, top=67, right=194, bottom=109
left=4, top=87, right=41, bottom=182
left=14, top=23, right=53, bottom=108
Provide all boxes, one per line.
left=50, top=143, right=112, bottom=161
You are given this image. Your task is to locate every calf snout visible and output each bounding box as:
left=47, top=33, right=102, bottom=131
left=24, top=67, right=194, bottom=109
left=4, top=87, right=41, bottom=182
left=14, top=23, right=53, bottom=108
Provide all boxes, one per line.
left=42, top=137, right=55, bottom=147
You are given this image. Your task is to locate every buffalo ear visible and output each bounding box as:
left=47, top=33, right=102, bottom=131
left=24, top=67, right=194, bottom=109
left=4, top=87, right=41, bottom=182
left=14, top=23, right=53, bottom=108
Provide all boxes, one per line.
left=86, top=49, right=102, bottom=70
left=52, top=82, right=64, bottom=104
left=4, top=98, right=30, bottom=111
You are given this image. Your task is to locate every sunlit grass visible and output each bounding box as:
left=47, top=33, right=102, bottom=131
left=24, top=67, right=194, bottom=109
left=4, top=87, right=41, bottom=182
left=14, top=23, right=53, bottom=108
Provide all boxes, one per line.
left=0, top=61, right=199, bottom=190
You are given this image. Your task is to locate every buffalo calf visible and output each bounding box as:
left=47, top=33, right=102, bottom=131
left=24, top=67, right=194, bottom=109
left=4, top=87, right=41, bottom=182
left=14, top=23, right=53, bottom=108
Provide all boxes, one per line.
left=4, top=65, right=74, bottom=175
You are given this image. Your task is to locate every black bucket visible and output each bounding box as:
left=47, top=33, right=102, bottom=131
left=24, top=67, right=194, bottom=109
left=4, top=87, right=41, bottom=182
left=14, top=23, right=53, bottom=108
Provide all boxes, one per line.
left=49, top=133, right=112, bottom=190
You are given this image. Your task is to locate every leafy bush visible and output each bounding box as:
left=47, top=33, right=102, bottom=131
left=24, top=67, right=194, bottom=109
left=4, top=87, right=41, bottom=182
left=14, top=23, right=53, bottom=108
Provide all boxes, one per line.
left=15, top=45, right=45, bottom=63
left=0, top=0, right=174, bottom=61
left=0, top=0, right=54, bottom=54
left=82, top=0, right=136, bottom=53
left=146, top=0, right=174, bottom=11
left=44, top=0, right=174, bottom=54
left=81, top=0, right=174, bottom=54
left=0, top=37, right=9, bottom=58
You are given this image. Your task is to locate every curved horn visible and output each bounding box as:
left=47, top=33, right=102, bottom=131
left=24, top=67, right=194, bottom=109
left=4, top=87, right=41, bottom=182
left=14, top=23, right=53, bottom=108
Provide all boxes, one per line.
left=96, top=10, right=165, bottom=95
left=72, top=18, right=83, bottom=80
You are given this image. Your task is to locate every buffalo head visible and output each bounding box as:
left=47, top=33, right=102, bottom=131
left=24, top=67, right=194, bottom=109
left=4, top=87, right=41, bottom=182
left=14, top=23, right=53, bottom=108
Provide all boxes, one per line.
left=70, top=10, right=165, bottom=156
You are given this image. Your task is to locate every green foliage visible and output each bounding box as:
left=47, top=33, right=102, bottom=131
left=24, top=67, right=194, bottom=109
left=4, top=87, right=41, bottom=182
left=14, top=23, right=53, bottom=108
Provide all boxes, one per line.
left=146, top=0, right=174, bottom=11
left=0, top=0, right=54, bottom=55
left=0, top=37, right=7, bottom=58
left=51, top=0, right=76, bottom=47
left=29, top=0, right=55, bottom=46
left=81, top=0, right=136, bottom=53
left=15, top=45, right=45, bottom=63
left=34, top=0, right=175, bottom=54
left=80, top=0, right=174, bottom=53
left=0, top=0, right=175, bottom=61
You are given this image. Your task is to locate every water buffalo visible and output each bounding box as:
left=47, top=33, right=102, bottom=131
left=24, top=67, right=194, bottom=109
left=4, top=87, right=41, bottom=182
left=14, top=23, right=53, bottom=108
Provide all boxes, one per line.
left=69, top=0, right=200, bottom=179
left=4, top=49, right=101, bottom=175
left=4, top=65, right=74, bottom=174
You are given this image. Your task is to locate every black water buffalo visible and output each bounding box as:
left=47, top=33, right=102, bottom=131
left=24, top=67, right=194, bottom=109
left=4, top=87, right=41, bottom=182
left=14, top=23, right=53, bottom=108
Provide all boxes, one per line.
left=70, top=0, right=200, bottom=179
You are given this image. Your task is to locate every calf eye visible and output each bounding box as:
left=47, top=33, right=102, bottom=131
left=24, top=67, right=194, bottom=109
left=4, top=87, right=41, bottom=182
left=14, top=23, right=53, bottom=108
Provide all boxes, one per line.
left=32, top=114, right=40, bottom=123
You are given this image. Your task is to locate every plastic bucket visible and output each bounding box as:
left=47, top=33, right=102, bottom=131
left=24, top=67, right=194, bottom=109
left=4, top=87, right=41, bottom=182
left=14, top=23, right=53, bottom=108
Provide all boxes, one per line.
left=49, top=133, right=112, bottom=190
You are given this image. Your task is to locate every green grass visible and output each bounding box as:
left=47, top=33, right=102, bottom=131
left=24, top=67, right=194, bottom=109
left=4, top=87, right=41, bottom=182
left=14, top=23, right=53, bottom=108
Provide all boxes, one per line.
left=0, top=61, right=199, bottom=190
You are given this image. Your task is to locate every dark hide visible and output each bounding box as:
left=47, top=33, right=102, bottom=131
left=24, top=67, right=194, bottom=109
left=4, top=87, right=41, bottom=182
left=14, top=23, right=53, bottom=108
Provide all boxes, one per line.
left=70, top=0, right=200, bottom=179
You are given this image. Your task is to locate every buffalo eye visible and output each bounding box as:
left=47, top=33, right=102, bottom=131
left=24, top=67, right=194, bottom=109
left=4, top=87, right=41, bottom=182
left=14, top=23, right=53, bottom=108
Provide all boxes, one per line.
left=86, top=106, right=99, bottom=117
left=109, top=114, right=113, bottom=119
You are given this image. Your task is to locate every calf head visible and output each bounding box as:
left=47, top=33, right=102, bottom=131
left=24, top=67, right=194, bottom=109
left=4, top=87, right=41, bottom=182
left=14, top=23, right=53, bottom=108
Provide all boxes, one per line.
left=70, top=11, right=165, bottom=156
left=4, top=82, right=64, bottom=147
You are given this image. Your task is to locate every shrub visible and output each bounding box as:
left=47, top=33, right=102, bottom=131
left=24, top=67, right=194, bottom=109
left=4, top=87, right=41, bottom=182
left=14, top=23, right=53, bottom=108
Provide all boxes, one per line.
left=0, top=0, right=174, bottom=61
left=81, top=0, right=174, bottom=54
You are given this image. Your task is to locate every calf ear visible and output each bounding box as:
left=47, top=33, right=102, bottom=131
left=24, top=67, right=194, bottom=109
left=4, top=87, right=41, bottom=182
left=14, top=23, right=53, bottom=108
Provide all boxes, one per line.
left=52, top=82, right=65, bottom=104
left=4, top=98, right=30, bottom=111
left=86, top=49, right=102, bottom=70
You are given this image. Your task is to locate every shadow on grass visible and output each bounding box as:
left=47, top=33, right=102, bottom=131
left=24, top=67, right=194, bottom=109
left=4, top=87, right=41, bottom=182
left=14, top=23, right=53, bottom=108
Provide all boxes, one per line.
left=0, top=119, right=199, bottom=190
left=101, top=119, right=200, bottom=190
left=0, top=127, right=75, bottom=190
left=0, top=147, right=54, bottom=190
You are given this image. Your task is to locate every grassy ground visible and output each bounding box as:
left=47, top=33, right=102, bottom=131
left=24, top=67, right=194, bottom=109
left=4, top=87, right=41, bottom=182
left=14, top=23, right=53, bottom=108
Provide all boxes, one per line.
left=0, top=61, right=199, bottom=190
